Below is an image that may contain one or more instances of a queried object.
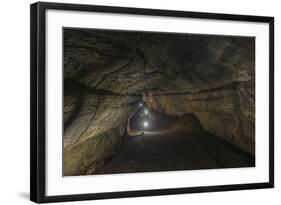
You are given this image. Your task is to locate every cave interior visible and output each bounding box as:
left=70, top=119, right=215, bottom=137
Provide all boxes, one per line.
left=63, top=28, right=255, bottom=176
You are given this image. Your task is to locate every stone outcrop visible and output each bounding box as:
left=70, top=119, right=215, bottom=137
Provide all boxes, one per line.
left=64, top=28, right=255, bottom=175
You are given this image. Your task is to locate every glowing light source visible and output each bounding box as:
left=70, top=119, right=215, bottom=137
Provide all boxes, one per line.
left=144, top=109, right=148, bottom=115
left=143, top=121, right=149, bottom=128
left=139, top=103, right=143, bottom=107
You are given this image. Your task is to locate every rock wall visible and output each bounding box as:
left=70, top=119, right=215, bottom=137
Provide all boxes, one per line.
left=142, top=36, right=255, bottom=155
left=144, top=81, right=255, bottom=155
left=63, top=29, right=143, bottom=176
left=64, top=93, right=137, bottom=175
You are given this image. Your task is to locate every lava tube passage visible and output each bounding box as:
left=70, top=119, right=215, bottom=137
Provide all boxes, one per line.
left=63, top=28, right=255, bottom=176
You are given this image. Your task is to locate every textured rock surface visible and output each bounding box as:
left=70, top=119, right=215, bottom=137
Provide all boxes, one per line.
left=64, top=29, right=255, bottom=175
left=142, top=36, right=255, bottom=155
left=64, top=93, right=136, bottom=175
left=143, top=81, right=255, bottom=155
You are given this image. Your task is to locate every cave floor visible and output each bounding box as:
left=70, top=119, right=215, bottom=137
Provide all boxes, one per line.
left=92, top=108, right=255, bottom=175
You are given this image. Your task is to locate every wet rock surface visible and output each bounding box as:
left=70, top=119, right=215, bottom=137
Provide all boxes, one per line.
left=63, top=28, right=255, bottom=175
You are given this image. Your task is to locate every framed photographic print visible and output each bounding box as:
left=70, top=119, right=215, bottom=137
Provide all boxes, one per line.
left=30, top=2, right=274, bottom=203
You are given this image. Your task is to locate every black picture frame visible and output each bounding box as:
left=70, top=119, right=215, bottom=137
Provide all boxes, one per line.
left=30, top=2, right=274, bottom=203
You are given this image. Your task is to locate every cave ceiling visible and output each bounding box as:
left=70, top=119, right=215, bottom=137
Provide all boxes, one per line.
left=64, top=29, right=254, bottom=97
